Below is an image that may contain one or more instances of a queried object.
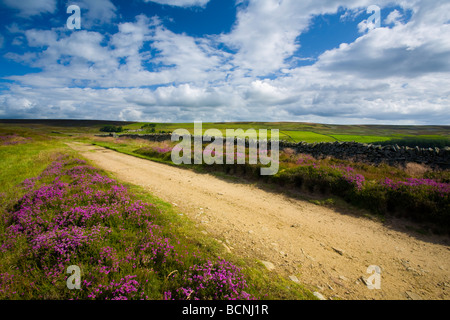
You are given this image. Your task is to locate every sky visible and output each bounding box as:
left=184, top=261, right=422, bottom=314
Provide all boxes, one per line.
left=0, top=0, right=449, bottom=125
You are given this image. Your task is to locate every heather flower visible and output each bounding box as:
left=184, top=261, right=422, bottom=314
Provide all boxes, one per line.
left=86, top=275, right=143, bottom=300
left=0, top=273, right=16, bottom=299
left=342, top=172, right=366, bottom=191
left=296, top=154, right=315, bottom=165
left=0, top=134, right=32, bottom=146
left=165, top=259, right=254, bottom=300
left=153, top=147, right=172, bottom=154
left=381, top=177, right=450, bottom=198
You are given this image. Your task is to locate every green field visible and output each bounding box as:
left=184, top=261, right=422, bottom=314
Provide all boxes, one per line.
left=119, top=121, right=450, bottom=145
left=2, top=120, right=448, bottom=146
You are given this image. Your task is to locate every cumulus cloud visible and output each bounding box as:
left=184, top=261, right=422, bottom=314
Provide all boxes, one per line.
left=221, top=0, right=397, bottom=77
left=1, top=0, right=449, bottom=124
left=385, top=9, right=403, bottom=26
left=5, top=14, right=229, bottom=89
left=316, top=4, right=450, bottom=79
left=76, top=0, right=117, bottom=27
left=221, top=0, right=308, bottom=76
left=339, top=8, right=365, bottom=22
left=150, top=26, right=231, bottom=84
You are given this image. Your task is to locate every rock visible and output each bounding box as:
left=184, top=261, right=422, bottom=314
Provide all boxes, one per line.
left=405, top=291, right=422, bottom=300
left=359, top=276, right=369, bottom=286
left=261, top=261, right=275, bottom=271
left=332, top=278, right=346, bottom=288
left=339, top=275, right=348, bottom=282
left=289, top=275, right=300, bottom=283
left=332, top=247, right=344, bottom=256
left=222, top=243, right=232, bottom=253
left=313, top=292, right=327, bottom=300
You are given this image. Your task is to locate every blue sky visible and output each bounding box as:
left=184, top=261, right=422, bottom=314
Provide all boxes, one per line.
left=0, top=0, right=449, bottom=124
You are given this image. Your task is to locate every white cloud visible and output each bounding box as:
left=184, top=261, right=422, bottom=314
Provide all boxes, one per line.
left=150, top=26, right=230, bottom=84
left=316, top=4, right=450, bottom=79
left=385, top=10, right=403, bottom=26
left=76, top=0, right=117, bottom=27
left=1, top=0, right=450, bottom=125
left=221, top=0, right=308, bottom=76
left=5, top=15, right=228, bottom=88
left=2, top=0, right=57, bottom=17
left=11, top=36, right=25, bottom=46
left=340, top=8, right=365, bottom=22
left=119, top=107, right=144, bottom=121
left=221, top=0, right=396, bottom=77
left=0, top=34, right=4, bottom=49
left=143, top=0, right=210, bottom=7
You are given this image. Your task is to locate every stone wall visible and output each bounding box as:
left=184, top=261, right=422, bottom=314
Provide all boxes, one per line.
left=98, top=133, right=450, bottom=169
left=280, top=141, right=450, bottom=169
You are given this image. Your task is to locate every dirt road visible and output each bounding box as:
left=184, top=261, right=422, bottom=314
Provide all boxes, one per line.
left=68, top=142, right=450, bottom=300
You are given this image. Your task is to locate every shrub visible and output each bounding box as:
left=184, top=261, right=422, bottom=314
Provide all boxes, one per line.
left=164, top=259, right=254, bottom=300
left=100, top=125, right=123, bottom=133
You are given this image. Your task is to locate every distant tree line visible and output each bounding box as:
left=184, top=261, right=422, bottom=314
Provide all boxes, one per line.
left=141, top=123, right=156, bottom=133
left=99, top=125, right=123, bottom=133
left=140, top=123, right=172, bottom=134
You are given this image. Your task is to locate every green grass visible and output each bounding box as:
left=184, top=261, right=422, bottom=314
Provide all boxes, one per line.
left=279, top=131, right=337, bottom=143
left=329, top=135, right=393, bottom=144
left=372, top=136, right=450, bottom=148
left=0, top=129, right=70, bottom=195
left=117, top=122, right=449, bottom=145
